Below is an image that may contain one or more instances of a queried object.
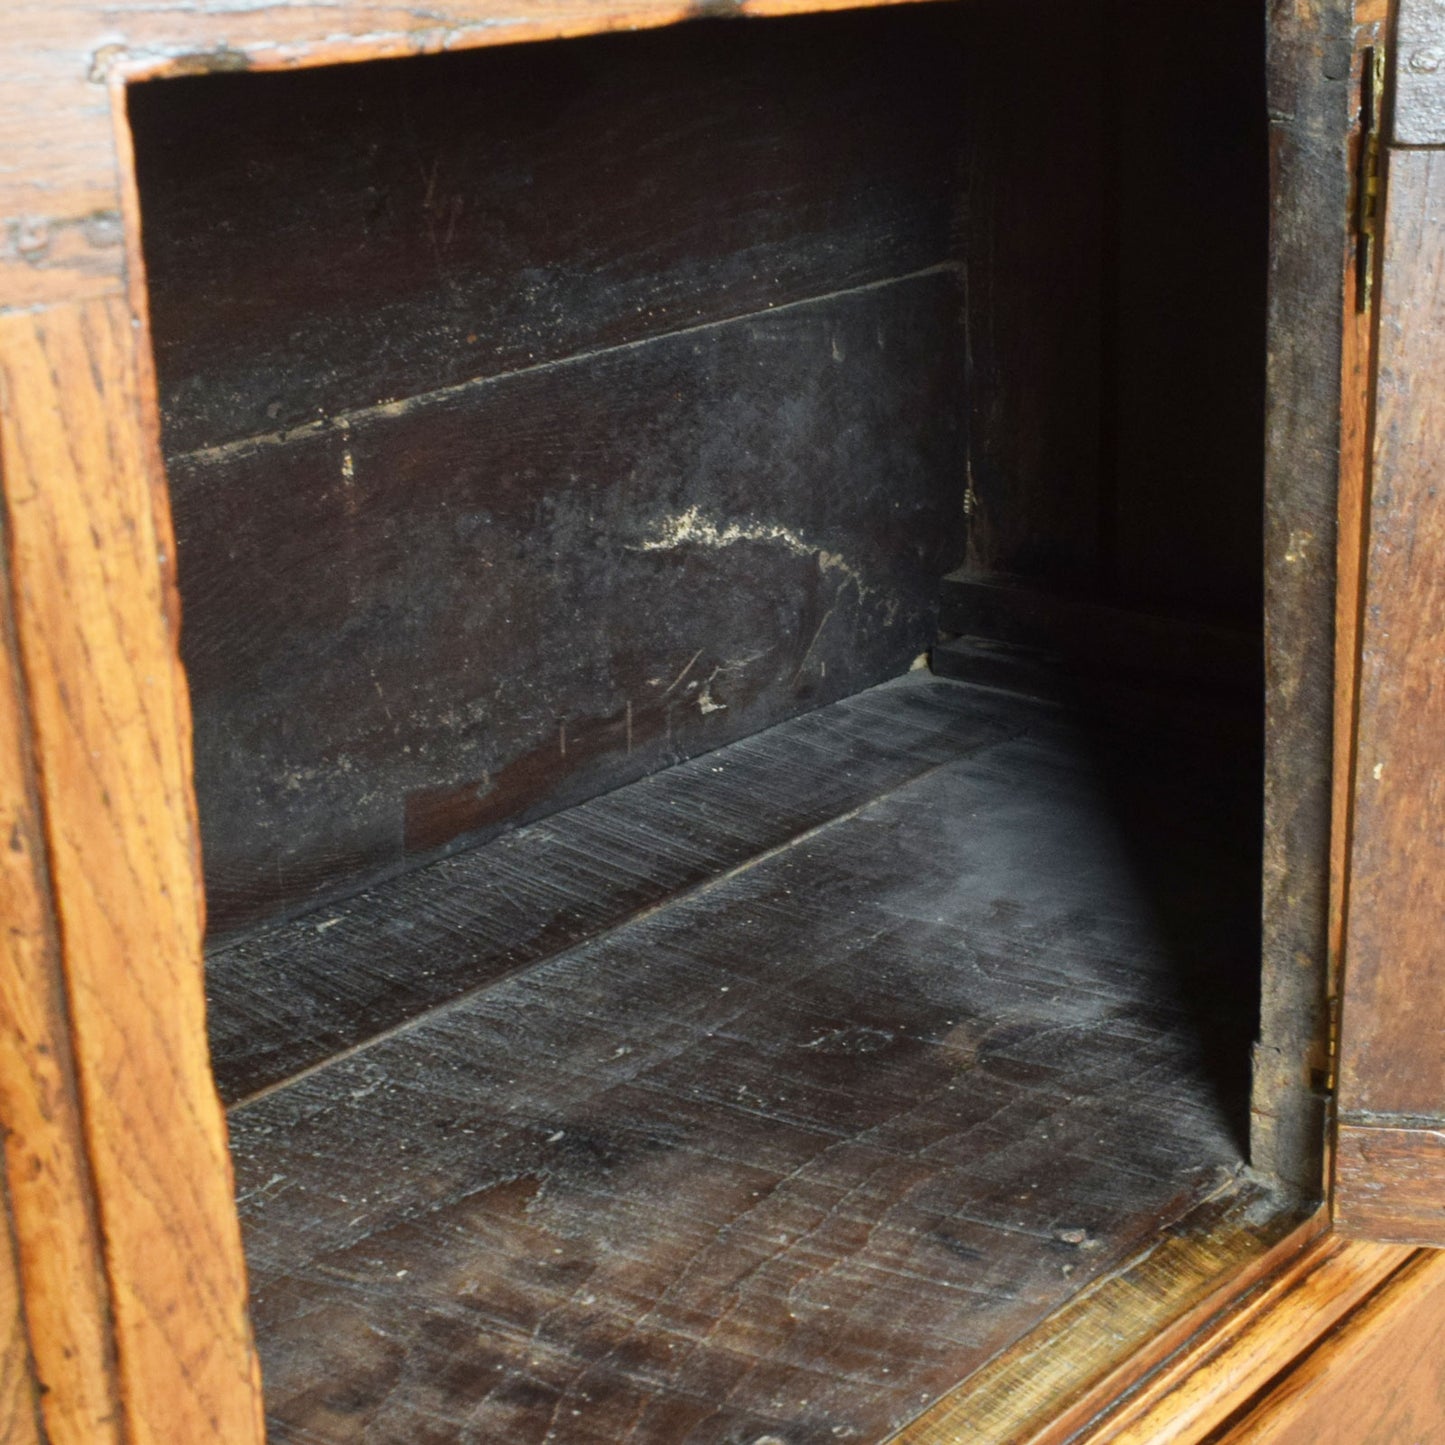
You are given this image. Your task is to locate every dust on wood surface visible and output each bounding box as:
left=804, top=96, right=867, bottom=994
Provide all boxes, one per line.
left=223, top=675, right=1260, bottom=1444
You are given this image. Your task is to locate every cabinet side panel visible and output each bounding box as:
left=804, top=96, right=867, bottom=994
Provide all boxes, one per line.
left=0, top=296, right=264, bottom=1443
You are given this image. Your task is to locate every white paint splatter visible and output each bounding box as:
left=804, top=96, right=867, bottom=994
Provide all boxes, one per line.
left=633, top=505, right=898, bottom=621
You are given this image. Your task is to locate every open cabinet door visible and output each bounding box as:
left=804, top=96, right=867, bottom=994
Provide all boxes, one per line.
left=1336, top=0, right=1445, bottom=1243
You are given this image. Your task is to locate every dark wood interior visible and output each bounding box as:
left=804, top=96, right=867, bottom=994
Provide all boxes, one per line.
left=131, top=0, right=1266, bottom=940
left=130, top=1, right=1274, bottom=1437
left=227, top=675, right=1260, bottom=1443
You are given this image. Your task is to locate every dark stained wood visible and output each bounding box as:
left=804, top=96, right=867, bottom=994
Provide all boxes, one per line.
left=953, top=0, right=1266, bottom=627
left=131, top=9, right=970, bottom=455
left=208, top=673, right=1030, bottom=1103
left=171, top=270, right=967, bottom=936
left=950, top=0, right=1106, bottom=592
left=221, top=675, right=1262, bottom=1444
left=1251, top=0, right=1355, bottom=1195
left=1107, top=0, right=1267, bottom=627
left=2, top=0, right=954, bottom=315
left=1337, top=148, right=1445, bottom=1239
left=1334, top=1125, right=1445, bottom=1243
left=938, top=574, right=1262, bottom=698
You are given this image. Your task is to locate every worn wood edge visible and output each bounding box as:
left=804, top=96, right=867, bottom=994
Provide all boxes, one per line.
left=0, top=495, right=125, bottom=1440
left=1074, top=1232, right=1412, bottom=1444
left=107, top=0, right=946, bottom=84
left=1333, top=1122, right=1445, bottom=1241
left=886, top=1183, right=1317, bottom=1445
left=0, top=0, right=952, bottom=310
left=1251, top=0, right=1352, bottom=1198
left=0, top=291, right=263, bottom=1442
left=1207, top=1245, right=1445, bottom=1442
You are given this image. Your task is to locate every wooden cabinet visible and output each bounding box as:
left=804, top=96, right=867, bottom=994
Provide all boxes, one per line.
left=1, top=0, right=1444, bottom=1440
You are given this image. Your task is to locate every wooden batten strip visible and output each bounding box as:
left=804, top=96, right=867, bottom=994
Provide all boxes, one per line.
left=0, top=296, right=264, bottom=1443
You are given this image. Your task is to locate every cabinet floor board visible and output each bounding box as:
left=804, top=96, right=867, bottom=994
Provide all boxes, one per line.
left=220, top=674, right=1261, bottom=1443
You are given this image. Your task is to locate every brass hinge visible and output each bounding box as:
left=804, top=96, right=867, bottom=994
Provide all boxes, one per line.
left=1357, top=45, right=1386, bottom=313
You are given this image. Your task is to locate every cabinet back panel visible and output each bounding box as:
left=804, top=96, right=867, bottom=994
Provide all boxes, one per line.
left=134, top=11, right=984, bottom=935
left=168, top=274, right=967, bottom=932
left=131, top=12, right=972, bottom=458
left=133, top=0, right=1267, bottom=939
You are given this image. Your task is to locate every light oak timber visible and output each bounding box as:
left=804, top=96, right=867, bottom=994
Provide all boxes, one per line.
left=0, top=295, right=264, bottom=1442
left=0, top=503, right=123, bottom=1439
left=1212, top=1247, right=1445, bottom=1443
left=0, top=1170, right=41, bottom=1445
left=1329, top=13, right=1385, bottom=1065
left=1077, top=1234, right=1411, bottom=1443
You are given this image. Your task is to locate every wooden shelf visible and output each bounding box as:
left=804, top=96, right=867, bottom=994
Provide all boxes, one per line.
left=216, top=673, right=1263, bottom=1442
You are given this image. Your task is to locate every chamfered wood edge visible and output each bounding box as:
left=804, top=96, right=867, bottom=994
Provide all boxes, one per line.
left=889, top=1193, right=1422, bottom=1445
left=886, top=1182, right=1320, bottom=1445
left=1206, top=1245, right=1445, bottom=1443
left=1074, top=1233, right=1413, bottom=1443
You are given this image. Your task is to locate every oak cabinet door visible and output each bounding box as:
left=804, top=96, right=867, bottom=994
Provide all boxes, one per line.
left=1336, top=0, right=1445, bottom=1243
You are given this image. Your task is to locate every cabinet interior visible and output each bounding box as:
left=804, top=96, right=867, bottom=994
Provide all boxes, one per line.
left=128, top=0, right=1292, bottom=1437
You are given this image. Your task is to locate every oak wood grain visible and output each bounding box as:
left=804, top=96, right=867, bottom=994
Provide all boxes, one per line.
left=1329, top=17, right=1384, bottom=1050
left=1078, top=1232, right=1410, bottom=1443
left=0, top=498, right=123, bottom=1441
left=0, top=1168, right=40, bottom=1445
left=1335, top=1124, right=1445, bottom=1242
left=0, top=295, right=264, bottom=1443
left=1211, top=1248, right=1445, bottom=1443
left=1337, top=147, right=1445, bottom=1234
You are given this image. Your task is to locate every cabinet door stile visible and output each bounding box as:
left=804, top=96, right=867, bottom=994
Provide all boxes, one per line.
left=1336, top=3, right=1445, bottom=1243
